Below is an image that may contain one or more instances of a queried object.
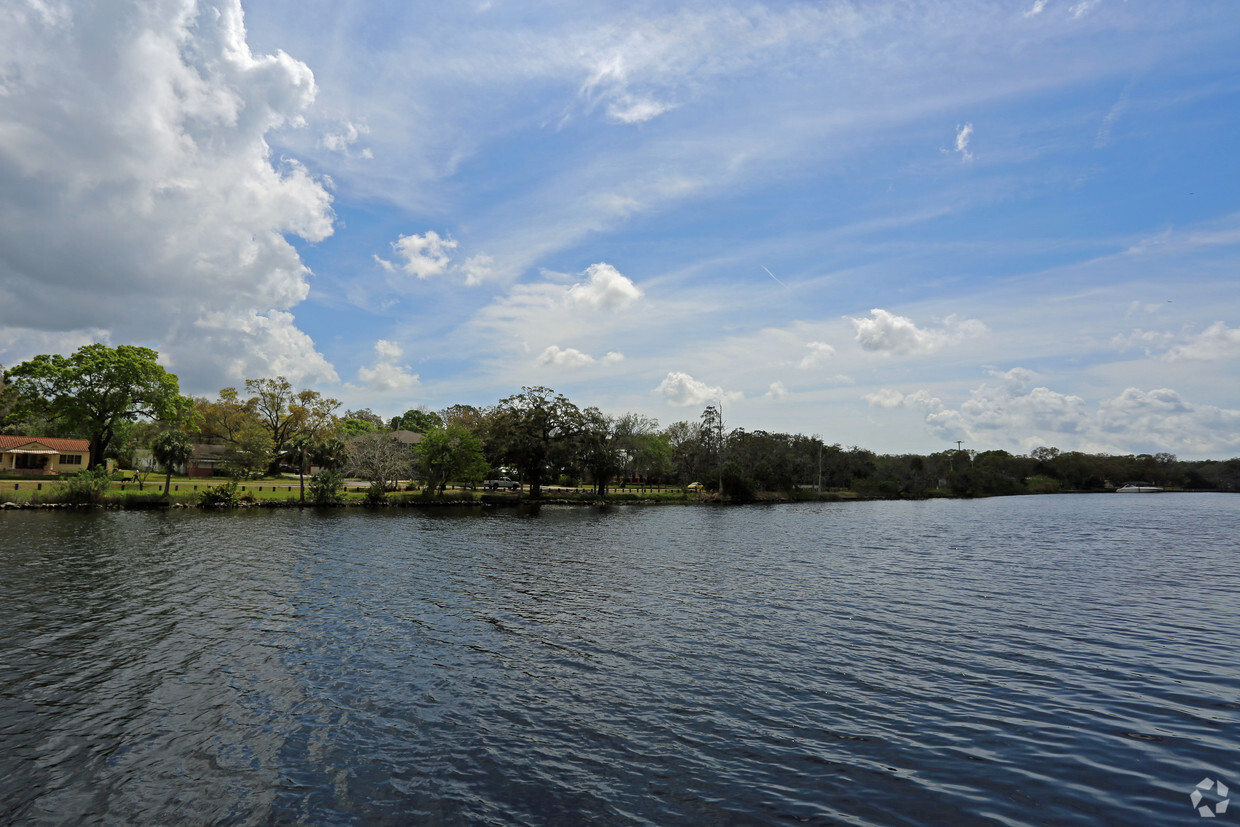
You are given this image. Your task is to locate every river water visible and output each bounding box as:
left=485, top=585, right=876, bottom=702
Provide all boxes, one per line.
left=1, top=494, right=1237, bottom=825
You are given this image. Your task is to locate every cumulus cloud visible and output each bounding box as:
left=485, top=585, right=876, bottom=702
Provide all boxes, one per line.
left=656, top=371, right=742, bottom=407
left=849, top=309, right=987, bottom=355
left=799, top=341, right=836, bottom=369
left=0, top=0, right=336, bottom=391
left=354, top=339, right=419, bottom=392
left=193, top=310, right=339, bottom=385
left=376, top=230, right=458, bottom=279
left=1164, top=322, right=1240, bottom=361
left=566, top=263, right=644, bottom=310
left=954, top=123, right=974, bottom=161
left=765, top=381, right=789, bottom=399
left=874, top=370, right=1240, bottom=455
left=537, top=345, right=623, bottom=367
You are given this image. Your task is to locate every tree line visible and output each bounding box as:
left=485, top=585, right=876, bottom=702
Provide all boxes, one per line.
left=4, top=344, right=1238, bottom=500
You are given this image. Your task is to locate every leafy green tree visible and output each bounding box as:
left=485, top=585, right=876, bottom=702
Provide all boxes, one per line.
left=244, top=377, right=340, bottom=472
left=576, top=407, right=622, bottom=496
left=390, top=408, right=444, bottom=433
left=0, top=365, right=16, bottom=424
left=338, top=418, right=378, bottom=439
left=488, top=386, right=581, bottom=497
left=197, top=388, right=259, bottom=444
left=415, top=424, right=488, bottom=494
left=342, top=408, right=386, bottom=428
left=5, top=344, right=187, bottom=468
left=439, top=404, right=484, bottom=431
left=150, top=430, right=194, bottom=496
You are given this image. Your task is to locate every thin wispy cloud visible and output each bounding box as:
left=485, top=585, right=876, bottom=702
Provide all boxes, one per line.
left=954, top=123, right=974, bottom=162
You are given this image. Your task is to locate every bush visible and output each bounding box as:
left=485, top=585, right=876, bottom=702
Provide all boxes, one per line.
left=64, top=467, right=113, bottom=504
left=199, top=480, right=239, bottom=508
left=309, top=470, right=346, bottom=506
left=364, top=481, right=387, bottom=506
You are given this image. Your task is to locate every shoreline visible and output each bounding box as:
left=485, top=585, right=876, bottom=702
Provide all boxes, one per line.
left=1, top=488, right=1229, bottom=512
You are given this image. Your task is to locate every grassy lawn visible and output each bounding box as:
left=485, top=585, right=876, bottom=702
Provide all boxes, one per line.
left=1, top=474, right=728, bottom=506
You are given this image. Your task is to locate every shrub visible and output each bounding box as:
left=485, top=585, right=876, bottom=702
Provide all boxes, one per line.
left=364, top=481, right=387, bottom=506
left=64, top=467, right=113, bottom=504
left=309, top=470, right=345, bottom=506
left=199, top=480, right=239, bottom=508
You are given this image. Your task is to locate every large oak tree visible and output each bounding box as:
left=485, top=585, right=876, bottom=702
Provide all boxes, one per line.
left=5, top=344, right=187, bottom=468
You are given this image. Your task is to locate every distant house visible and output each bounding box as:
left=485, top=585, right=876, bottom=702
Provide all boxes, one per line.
left=186, top=442, right=230, bottom=477
left=0, top=436, right=91, bottom=476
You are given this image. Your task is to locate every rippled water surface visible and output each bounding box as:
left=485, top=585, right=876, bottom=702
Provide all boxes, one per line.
left=2, top=495, right=1238, bottom=825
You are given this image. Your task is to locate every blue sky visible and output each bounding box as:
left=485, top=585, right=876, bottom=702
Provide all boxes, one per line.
left=2, top=0, right=1239, bottom=457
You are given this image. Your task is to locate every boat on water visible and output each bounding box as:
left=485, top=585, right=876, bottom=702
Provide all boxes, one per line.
left=1115, top=482, right=1164, bottom=493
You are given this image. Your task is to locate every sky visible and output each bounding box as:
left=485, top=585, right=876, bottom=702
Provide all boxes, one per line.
left=1, top=0, right=1239, bottom=459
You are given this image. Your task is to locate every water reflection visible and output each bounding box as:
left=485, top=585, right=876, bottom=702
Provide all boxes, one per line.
left=2, top=496, right=1238, bottom=824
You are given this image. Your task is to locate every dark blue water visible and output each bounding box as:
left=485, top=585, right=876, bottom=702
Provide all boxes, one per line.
left=2, top=495, right=1237, bottom=825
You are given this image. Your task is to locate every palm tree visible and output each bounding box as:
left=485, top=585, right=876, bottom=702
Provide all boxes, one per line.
left=151, top=430, right=194, bottom=496
left=315, top=437, right=349, bottom=472
left=283, top=434, right=315, bottom=504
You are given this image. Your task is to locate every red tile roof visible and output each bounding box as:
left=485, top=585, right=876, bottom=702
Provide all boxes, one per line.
left=0, top=435, right=91, bottom=452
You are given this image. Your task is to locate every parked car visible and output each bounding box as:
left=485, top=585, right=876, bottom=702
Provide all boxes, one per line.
left=484, top=478, right=520, bottom=490
left=686, top=481, right=704, bottom=492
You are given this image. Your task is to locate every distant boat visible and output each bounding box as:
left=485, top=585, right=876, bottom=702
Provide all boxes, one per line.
left=1116, top=482, right=1163, bottom=493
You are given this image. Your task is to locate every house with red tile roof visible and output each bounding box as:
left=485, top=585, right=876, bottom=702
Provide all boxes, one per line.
left=0, top=436, right=91, bottom=476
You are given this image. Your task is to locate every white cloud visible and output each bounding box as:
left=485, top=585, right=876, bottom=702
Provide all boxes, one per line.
left=1070, top=0, right=1103, bottom=19
left=607, top=95, right=675, bottom=124
left=0, top=0, right=335, bottom=393
left=656, top=371, right=742, bottom=407
left=864, top=388, right=909, bottom=409
left=1111, top=328, right=1176, bottom=354
left=954, top=122, right=974, bottom=162
left=1024, top=0, right=1049, bottom=17
left=354, top=339, right=419, bottom=392
left=537, top=345, right=624, bottom=367
left=376, top=230, right=458, bottom=279
left=849, top=309, right=987, bottom=355
left=799, top=341, right=836, bottom=369
left=461, top=254, right=496, bottom=286
left=878, top=371, right=1240, bottom=455
left=566, top=262, right=644, bottom=310
left=1164, top=322, right=1240, bottom=362
left=321, top=120, right=373, bottom=159
left=194, top=310, right=339, bottom=386
left=765, top=381, right=789, bottom=399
